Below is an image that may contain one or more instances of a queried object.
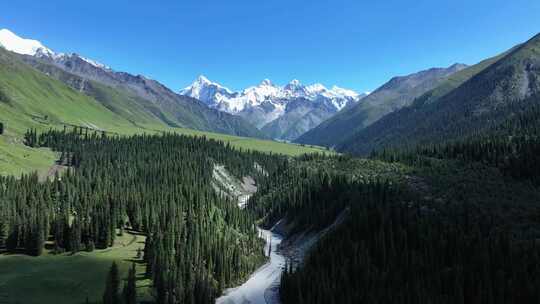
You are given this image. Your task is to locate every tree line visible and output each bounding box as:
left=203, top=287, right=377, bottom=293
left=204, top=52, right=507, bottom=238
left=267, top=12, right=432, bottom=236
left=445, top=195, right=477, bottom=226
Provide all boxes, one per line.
left=372, top=104, right=540, bottom=185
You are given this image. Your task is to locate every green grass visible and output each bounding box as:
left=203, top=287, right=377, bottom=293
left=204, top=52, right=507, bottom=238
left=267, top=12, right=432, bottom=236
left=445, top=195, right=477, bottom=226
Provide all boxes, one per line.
left=0, top=231, right=151, bottom=304
left=0, top=48, right=329, bottom=176
left=159, top=127, right=331, bottom=156
left=0, top=121, right=329, bottom=176
left=0, top=135, right=57, bottom=177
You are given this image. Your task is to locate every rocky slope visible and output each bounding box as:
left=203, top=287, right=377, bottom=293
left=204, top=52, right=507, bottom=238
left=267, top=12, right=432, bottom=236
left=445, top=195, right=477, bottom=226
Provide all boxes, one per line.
left=296, top=63, right=467, bottom=147
left=180, top=76, right=366, bottom=139
left=338, top=33, right=540, bottom=155
left=0, top=29, right=264, bottom=138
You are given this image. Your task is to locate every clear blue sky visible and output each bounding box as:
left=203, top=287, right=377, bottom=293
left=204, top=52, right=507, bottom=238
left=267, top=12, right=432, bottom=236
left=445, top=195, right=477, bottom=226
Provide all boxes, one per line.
left=2, top=0, right=540, bottom=92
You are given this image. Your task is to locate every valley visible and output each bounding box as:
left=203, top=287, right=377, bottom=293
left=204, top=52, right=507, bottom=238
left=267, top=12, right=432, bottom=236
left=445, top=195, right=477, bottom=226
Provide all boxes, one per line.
left=216, top=228, right=284, bottom=304
left=1, top=5, right=540, bottom=304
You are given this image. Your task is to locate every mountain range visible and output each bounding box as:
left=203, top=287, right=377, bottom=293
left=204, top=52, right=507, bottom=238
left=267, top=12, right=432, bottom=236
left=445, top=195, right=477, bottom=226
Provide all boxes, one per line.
left=180, top=76, right=366, bottom=140
left=0, top=28, right=264, bottom=138
left=296, top=63, right=468, bottom=147
left=335, top=33, right=540, bottom=155
left=2, top=27, right=538, bottom=158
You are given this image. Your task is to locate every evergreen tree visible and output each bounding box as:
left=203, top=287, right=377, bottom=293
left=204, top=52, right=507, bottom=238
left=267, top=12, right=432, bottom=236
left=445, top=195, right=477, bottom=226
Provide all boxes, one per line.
left=103, top=262, right=120, bottom=304
left=0, top=219, right=7, bottom=249
left=123, top=263, right=137, bottom=304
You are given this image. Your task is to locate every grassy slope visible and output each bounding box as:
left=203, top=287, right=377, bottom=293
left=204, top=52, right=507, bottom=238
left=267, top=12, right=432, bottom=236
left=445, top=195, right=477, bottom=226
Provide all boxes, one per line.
left=338, top=38, right=534, bottom=155
left=296, top=65, right=467, bottom=147
left=0, top=48, right=142, bottom=175
left=21, top=54, right=267, bottom=139
left=0, top=231, right=151, bottom=304
left=412, top=50, right=511, bottom=105
left=168, top=127, right=329, bottom=156
left=0, top=49, right=328, bottom=176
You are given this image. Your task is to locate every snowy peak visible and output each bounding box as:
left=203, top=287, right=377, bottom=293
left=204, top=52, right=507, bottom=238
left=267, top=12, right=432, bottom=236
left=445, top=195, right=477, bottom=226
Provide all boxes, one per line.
left=51, top=52, right=111, bottom=70
left=0, top=29, right=110, bottom=70
left=285, top=79, right=301, bottom=89
left=331, top=86, right=360, bottom=99
left=180, top=75, right=236, bottom=107
left=0, top=29, right=54, bottom=57
left=260, top=79, right=274, bottom=86
left=181, top=75, right=233, bottom=93
left=78, top=55, right=110, bottom=70
left=180, top=76, right=363, bottom=112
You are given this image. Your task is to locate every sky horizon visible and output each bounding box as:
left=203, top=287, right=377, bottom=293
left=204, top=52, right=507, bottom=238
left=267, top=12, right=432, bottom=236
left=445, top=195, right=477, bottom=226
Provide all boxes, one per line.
left=2, top=0, right=540, bottom=93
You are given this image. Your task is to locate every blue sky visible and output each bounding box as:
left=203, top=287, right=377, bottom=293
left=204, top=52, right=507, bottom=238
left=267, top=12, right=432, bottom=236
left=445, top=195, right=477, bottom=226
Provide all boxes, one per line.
left=2, top=0, right=540, bottom=92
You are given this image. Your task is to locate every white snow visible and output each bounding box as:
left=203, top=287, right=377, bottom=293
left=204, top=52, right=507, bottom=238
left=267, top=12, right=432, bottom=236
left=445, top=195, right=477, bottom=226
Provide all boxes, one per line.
left=216, top=227, right=285, bottom=304
left=79, top=55, right=111, bottom=70
left=0, top=29, right=54, bottom=56
left=0, top=29, right=111, bottom=70
left=180, top=76, right=362, bottom=114
left=331, top=85, right=360, bottom=99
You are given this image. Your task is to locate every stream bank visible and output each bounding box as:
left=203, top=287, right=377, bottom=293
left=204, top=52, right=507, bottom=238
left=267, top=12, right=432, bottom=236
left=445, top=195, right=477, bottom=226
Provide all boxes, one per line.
left=216, top=227, right=285, bottom=304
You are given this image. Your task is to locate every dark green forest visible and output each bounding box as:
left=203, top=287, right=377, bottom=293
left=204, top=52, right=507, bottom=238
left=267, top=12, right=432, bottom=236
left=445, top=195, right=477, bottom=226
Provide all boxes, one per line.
left=277, top=104, right=540, bottom=304
left=1, top=127, right=287, bottom=303
left=280, top=180, right=540, bottom=304
left=3, top=119, right=540, bottom=303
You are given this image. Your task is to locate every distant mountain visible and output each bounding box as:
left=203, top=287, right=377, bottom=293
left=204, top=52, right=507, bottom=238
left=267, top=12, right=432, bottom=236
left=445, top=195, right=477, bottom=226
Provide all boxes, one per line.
left=0, top=29, right=264, bottom=138
left=296, top=63, right=467, bottom=147
left=337, top=33, right=540, bottom=155
left=180, top=76, right=365, bottom=139
left=261, top=97, right=339, bottom=141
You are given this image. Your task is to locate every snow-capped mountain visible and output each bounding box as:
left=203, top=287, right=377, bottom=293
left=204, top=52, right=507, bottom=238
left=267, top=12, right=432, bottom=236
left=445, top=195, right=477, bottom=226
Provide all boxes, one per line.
left=0, top=28, right=365, bottom=140
left=0, top=29, right=54, bottom=56
left=180, top=76, right=365, bottom=137
left=0, top=29, right=110, bottom=70
left=0, top=28, right=265, bottom=138
left=181, top=76, right=361, bottom=113
left=180, top=75, right=238, bottom=108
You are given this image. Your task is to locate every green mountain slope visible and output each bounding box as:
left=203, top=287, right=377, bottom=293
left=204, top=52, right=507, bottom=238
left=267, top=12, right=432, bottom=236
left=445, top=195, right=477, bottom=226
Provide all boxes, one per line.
left=295, top=64, right=467, bottom=147
left=0, top=48, right=141, bottom=136
left=0, top=48, right=150, bottom=174
left=19, top=54, right=266, bottom=138
left=338, top=33, right=540, bottom=155
left=0, top=48, right=328, bottom=175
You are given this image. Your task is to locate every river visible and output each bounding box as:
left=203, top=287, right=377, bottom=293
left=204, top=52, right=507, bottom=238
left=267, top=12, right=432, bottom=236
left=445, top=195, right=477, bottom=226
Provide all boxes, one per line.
left=216, top=228, right=285, bottom=304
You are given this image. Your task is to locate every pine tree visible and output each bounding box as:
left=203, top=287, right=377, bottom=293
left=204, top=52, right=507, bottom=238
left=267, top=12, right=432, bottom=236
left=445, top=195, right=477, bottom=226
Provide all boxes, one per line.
left=103, top=261, right=120, bottom=304
left=123, top=263, right=137, bottom=304
left=0, top=219, right=7, bottom=249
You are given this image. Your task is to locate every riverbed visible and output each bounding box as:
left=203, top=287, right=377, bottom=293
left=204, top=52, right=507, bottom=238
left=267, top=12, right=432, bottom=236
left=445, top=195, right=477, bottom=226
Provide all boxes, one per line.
left=216, top=228, right=285, bottom=304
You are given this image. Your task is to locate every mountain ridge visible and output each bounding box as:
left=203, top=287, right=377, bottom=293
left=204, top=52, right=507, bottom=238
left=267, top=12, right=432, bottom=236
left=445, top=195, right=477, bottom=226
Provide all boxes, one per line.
left=295, top=63, right=468, bottom=147
left=0, top=28, right=265, bottom=138
left=180, top=75, right=366, bottom=139
left=337, top=33, right=540, bottom=154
